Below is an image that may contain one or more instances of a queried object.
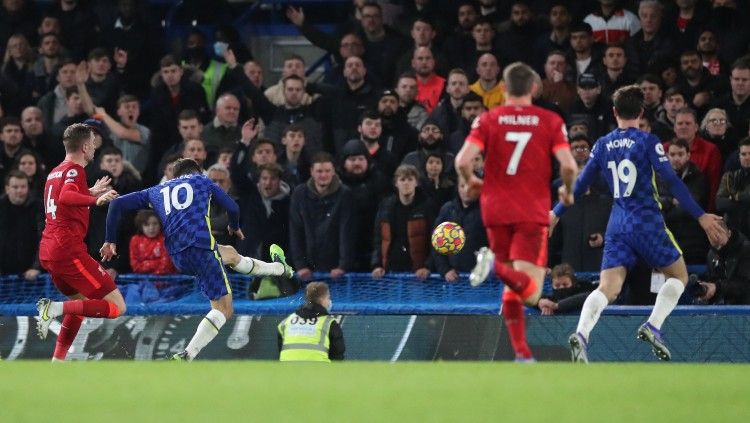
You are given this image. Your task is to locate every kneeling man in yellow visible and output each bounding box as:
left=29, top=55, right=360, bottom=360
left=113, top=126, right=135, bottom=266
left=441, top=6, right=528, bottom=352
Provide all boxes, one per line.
left=278, top=282, right=345, bottom=362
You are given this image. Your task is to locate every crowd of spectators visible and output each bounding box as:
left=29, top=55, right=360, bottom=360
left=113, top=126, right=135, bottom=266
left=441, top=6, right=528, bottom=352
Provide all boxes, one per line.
left=0, top=0, right=749, bottom=305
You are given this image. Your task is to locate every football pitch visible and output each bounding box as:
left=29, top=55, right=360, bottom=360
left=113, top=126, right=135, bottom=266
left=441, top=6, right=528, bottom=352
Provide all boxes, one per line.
left=3, top=362, right=750, bottom=422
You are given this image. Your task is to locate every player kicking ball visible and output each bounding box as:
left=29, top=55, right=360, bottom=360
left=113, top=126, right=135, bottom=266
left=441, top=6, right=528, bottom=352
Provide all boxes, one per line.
left=550, top=85, right=727, bottom=362
left=100, top=158, right=293, bottom=361
left=36, top=123, right=123, bottom=361
left=456, top=62, right=578, bottom=362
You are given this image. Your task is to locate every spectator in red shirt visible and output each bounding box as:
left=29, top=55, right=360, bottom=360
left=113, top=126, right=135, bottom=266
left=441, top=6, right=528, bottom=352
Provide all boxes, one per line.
left=665, top=107, right=723, bottom=210
left=129, top=209, right=177, bottom=275
left=411, top=46, right=445, bottom=114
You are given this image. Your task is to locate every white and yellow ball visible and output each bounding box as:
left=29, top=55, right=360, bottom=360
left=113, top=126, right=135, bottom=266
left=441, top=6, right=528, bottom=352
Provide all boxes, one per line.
left=431, top=221, right=466, bottom=255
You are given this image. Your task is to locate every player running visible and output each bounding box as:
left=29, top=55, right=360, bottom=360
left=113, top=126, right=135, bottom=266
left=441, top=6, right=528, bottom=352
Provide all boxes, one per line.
left=551, top=85, right=726, bottom=362
left=100, top=158, right=294, bottom=361
left=455, top=62, right=578, bottom=362
left=36, top=123, right=122, bottom=361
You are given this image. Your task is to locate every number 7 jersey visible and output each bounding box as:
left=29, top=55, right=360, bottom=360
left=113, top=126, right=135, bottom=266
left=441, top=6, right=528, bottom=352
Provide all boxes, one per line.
left=466, top=104, right=569, bottom=226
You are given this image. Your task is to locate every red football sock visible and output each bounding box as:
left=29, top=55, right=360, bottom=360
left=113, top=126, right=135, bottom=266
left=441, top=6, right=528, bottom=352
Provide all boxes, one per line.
left=63, top=300, right=120, bottom=318
left=502, top=293, right=533, bottom=360
left=494, top=261, right=537, bottom=299
left=53, top=315, right=84, bottom=361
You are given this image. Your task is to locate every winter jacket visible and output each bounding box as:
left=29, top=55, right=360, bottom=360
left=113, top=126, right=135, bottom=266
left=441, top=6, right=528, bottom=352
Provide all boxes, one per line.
left=657, top=162, right=709, bottom=264
left=372, top=190, right=435, bottom=271
left=129, top=233, right=177, bottom=274
left=289, top=176, right=353, bottom=271
left=549, top=192, right=612, bottom=272
left=702, top=230, right=750, bottom=305
left=237, top=182, right=291, bottom=262
left=716, top=167, right=750, bottom=236
left=0, top=195, right=43, bottom=274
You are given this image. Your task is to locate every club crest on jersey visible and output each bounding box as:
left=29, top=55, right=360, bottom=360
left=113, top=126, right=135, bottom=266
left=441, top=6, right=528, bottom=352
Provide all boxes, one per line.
left=66, top=169, right=78, bottom=178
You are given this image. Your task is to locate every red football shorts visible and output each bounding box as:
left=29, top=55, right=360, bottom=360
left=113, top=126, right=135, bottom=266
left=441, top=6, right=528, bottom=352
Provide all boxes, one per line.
left=486, top=222, right=548, bottom=267
left=40, top=255, right=117, bottom=300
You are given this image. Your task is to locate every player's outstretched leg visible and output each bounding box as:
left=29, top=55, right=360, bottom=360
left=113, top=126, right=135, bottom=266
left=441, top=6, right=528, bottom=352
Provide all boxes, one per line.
left=568, top=267, right=626, bottom=362
left=36, top=291, right=126, bottom=340
left=218, top=244, right=294, bottom=278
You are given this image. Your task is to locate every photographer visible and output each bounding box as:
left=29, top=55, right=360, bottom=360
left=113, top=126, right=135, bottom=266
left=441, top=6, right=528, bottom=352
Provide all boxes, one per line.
left=691, top=223, right=750, bottom=305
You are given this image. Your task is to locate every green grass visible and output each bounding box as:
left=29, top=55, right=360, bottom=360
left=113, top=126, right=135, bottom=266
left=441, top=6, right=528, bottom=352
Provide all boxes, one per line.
left=2, top=362, right=749, bottom=422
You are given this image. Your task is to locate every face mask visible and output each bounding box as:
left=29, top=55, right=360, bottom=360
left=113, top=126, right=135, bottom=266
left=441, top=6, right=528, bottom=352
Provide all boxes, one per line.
left=326, top=301, right=333, bottom=312
left=213, top=41, right=228, bottom=58
left=553, top=287, right=578, bottom=299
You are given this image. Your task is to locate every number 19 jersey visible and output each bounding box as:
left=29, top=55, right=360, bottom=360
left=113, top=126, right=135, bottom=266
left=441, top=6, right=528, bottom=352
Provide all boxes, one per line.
left=584, top=127, right=672, bottom=234
left=466, top=104, right=569, bottom=226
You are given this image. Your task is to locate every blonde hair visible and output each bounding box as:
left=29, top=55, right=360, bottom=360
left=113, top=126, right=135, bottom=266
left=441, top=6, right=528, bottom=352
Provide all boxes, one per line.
left=3, top=34, right=35, bottom=67
left=393, top=164, right=419, bottom=183
left=305, top=282, right=329, bottom=305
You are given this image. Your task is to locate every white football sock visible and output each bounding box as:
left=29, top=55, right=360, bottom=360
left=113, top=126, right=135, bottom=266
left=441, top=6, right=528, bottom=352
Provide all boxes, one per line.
left=232, top=256, right=285, bottom=276
left=232, top=256, right=255, bottom=274
left=647, top=278, right=684, bottom=330
left=576, top=289, right=609, bottom=341
left=185, top=309, right=227, bottom=360
left=50, top=301, right=63, bottom=318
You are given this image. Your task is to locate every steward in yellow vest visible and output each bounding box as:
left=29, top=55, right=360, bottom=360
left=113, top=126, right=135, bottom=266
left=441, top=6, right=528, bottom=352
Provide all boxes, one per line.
left=278, top=282, right=345, bottom=361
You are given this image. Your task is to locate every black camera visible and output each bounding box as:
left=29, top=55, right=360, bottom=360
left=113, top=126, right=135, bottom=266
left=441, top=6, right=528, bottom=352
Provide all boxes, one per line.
left=686, top=274, right=706, bottom=297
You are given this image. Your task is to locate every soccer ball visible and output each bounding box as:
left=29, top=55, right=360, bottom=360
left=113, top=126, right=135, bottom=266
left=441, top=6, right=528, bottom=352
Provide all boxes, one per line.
left=431, top=221, right=466, bottom=255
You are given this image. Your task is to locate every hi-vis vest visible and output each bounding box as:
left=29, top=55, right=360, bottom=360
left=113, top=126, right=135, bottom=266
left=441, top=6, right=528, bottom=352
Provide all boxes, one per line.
left=202, top=60, right=227, bottom=107
left=278, top=313, right=334, bottom=362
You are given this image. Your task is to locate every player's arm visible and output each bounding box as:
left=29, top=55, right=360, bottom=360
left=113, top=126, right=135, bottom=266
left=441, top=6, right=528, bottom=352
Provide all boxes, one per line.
left=58, top=182, right=97, bottom=207
left=648, top=137, right=727, bottom=243
left=210, top=183, right=243, bottom=239
left=555, top=147, right=578, bottom=204
left=551, top=153, right=600, bottom=217
left=102, top=190, right=150, bottom=260
left=649, top=141, right=704, bottom=220
left=455, top=114, right=486, bottom=193
left=550, top=117, right=578, bottom=205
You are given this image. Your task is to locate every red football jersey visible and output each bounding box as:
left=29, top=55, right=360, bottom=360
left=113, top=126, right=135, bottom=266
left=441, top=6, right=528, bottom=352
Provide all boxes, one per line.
left=39, top=161, right=93, bottom=261
left=466, top=104, right=569, bottom=226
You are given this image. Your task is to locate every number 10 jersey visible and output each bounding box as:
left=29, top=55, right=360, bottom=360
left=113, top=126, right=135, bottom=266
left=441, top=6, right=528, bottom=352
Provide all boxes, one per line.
left=111, top=173, right=238, bottom=254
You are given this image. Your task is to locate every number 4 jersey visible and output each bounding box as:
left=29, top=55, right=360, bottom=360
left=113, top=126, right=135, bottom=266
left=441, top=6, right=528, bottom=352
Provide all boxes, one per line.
left=554, top=127, right=704, bottom=235
left=466, top=104, right=569, bottom=226
left=105, top=173, right=239, bottom=254
left=39, top=161, right=95, bottom=261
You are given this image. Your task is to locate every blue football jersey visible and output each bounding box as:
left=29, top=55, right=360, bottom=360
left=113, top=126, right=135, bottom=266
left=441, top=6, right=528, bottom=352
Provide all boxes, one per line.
left=562, top=127, right=704, bottom=235
left=105, top=174, right=239, bottom=253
